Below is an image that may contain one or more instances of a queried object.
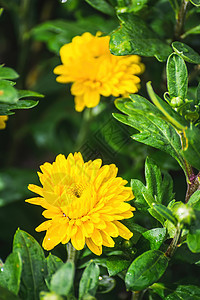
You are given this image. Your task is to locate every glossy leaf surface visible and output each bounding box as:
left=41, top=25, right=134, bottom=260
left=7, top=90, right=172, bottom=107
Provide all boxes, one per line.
left=125, top=250, right=168, bottom=291
left=110, top=13, right=171, bottom=61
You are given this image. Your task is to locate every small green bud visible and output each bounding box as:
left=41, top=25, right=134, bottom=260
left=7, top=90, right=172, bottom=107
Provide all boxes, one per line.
left=122, top=240, right=132, bottom=249
left=173, top=203, right=195, bottom=225
left=171, top=97, right=184, bottom=107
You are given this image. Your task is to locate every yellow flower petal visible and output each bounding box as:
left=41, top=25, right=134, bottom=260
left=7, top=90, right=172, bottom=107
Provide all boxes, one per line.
left=42, top=222, right=68, bottom=251
left=0, top=115, right=8, bottom=130
left=91, top=228, right=103, bottom=246
left=113, top=220, right=133, bottom=240
left=35, top=220, right=52, bottom=232
left=86, top=237, right=102, bottom=256
left=71, top=227, right=85, bottom=250
left=101, top=231, right=115, bottom=247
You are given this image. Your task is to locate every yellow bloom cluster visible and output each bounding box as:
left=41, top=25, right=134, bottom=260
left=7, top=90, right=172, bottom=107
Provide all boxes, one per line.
left=54, top=32, right=144, bottom=112
left=0, top=116, right=8, bottom=130
left=26, top=153, right=135, bottom=255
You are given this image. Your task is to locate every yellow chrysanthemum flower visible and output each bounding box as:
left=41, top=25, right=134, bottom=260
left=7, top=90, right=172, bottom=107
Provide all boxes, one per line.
left=0, top=115, right=8, bottom=130
left=26, top=152, right=135, bottom=255
left=53, top=32, right=144, bottom=112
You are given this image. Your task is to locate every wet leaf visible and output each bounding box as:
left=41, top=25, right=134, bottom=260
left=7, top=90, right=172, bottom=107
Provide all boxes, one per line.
left=166, top=284, right=200, bottom=299
left=106, top=257, right=130, bottom=276
left=125, top=250, right=168, bottom=291
left=79, top=261, right=100, bottom=299
left=142, top=228, right=166, bottom=250
left=166, top=53, right=188, bottom=100
left=110, top=13, right=171, bottom=61
left=50, top=262, right=75, bottom=296
left=0, top=252, right=22, bottom=295
left=13, top=229, right=47, bottom=300
left=172, top=42, right=200, bottom=64
left=85, top=0, right=115, bottom=15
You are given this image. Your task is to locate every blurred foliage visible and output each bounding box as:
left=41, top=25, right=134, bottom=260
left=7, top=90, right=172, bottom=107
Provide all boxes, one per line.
left=0, top=0, right=200, bottom=299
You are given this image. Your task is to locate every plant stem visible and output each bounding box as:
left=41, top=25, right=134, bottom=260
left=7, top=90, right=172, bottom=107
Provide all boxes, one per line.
left=66, top=243, right=77, bottom=263
left=174, top=0, right=189, bottom=40
left=185, top=171, right=200, bottom=203
left=169, top=0, right=179, bottom=16
left=132, top=291, right=140, bottom=300
left=75, top=108, right=93, bottom=151
left=165, top=223, right=182, bottom=258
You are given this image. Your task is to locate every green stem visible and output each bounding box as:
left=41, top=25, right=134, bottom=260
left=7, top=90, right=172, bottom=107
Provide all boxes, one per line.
left=185, top=171, right=200, bottom=203
left=66, top=243, right=77, bottom=263
left=169, top=0, right=179, bottom=16
left=174, top=0, right=190, bottom=40
left=75, top=108, right=94, bottom=151
left=165, top=223, right=182, bottom=258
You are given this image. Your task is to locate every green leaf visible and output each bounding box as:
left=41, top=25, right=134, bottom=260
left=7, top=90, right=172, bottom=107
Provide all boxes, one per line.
left=153, top=203, right=177, bottom=225
left=113, top=97, right=186, bottom=173
left=188, top=190, right=200, bottom=211
left=0, top=80, right=18, bottom=104
left=97, top=275, right=115, bottom=294
left=79, top=261, right=100, bottom=299
left=130, top=179, right=154, bottom=210
left=0, top=66, right=19, bottom=80
left=187, top=211, right=200, bottom=253
left=145, top=157, right=174, bottom=205
left=13, top=229, right=47, bottom=300
left=50, top=262, right=75, bottom=296
left=0, top=252, right=22, bottom=295
left=32, top=17, right=116, bottom=54
left=181, top=126, right=200, bottom=170
left=148, top=207, right=165, bottom=225
left=106, top=257, right=130, bottom=276
left=18, top=90, right=44, bottom=99
left=110, top=13, right=171, bottom=61
left=125, top=250, right=168, bottom=291
left=45, top=254, right=64, bottom=288
left=117, top=0, right=148, bottom=13
left=166, top=53, right=188, bottom=100
left=183, top=25, right=200, bottom=38
left=172, top=42, right=200, bottom=64
left=126, top=94, right=164, bottom=117
left=150, top=282, right=166, bottom=299
left=189, top=0, right=200, bottom=6
left=145, top=157, right=162, bottom=202
left=85, top=0, right=115, bottom=15
left=0, top=100, right=39, bottom=115
left=142, top=228, right=167, bottom=250
left=166, top=285, right=200, bottom=299
left=0, top=286, right=21, bottom=300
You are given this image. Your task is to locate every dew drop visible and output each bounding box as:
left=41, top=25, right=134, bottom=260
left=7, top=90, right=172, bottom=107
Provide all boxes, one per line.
left=61, top=0, right=68, bottom=3
left=1, top=267, right=4, bottom=272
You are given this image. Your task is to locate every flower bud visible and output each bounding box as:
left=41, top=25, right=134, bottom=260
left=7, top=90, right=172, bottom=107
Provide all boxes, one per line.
left=173, top=202, right=195, bottom=225
left=171, top=97, right=184, bottom=108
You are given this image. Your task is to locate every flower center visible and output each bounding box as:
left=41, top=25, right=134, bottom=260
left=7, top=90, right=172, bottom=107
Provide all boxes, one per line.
left=71, top=184, right=84, bottom=198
